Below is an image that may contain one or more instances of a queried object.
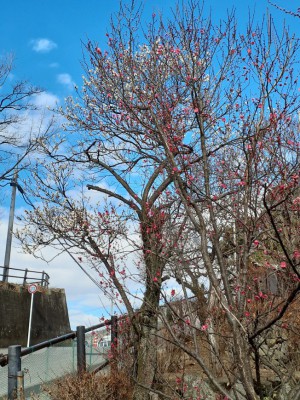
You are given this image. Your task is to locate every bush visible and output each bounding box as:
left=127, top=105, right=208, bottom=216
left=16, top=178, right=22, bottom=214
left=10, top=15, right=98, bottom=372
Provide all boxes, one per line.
left=35, top=370, right=133, bottom=400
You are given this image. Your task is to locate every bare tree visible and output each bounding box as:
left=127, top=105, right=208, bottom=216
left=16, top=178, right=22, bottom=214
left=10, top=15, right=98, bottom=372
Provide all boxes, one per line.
left=0, top=54, right=52, bottom=186
left=17, top=2, right=300, bottom=399
left=17, top=82, right=183, bottom=399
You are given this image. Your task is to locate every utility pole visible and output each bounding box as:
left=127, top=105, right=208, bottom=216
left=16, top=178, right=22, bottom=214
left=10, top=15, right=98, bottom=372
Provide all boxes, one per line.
left=2, top=170, right=18, bottom=282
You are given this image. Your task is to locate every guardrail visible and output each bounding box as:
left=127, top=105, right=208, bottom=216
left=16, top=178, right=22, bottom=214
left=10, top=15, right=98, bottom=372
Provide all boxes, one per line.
left=0, top=266, right=49, bottom=288
left=0, top=316, right=118, bottom=399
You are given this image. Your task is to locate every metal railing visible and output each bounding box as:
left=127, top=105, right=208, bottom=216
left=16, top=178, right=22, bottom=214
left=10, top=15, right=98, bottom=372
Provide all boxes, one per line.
left=0, top=266, right=50, bottom=288
left=0, top=317, right=118, bottom=399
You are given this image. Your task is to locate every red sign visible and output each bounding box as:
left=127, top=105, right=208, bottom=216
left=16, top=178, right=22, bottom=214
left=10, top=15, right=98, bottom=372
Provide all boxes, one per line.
left=28, top=284, right=38, bottom=294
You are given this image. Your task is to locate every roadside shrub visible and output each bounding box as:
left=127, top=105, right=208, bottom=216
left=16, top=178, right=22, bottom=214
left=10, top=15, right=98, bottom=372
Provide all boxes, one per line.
left=35, top=370, right=133, bottom=400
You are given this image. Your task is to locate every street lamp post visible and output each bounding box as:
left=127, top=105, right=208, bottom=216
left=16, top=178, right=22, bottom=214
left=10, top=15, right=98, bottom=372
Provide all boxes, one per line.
left=2, top=171, right=18, bottom=282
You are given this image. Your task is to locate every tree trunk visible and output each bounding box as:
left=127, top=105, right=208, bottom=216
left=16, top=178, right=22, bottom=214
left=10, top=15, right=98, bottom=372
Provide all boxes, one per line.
left=132, top=253, right=161, bottom=400
left=133, top=313, right=158, bottom=400
left=233, top=329, right=259, bottom=400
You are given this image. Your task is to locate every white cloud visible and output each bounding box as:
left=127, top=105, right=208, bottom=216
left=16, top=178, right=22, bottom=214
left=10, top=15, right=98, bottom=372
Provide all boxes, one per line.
left=30, top=38, right=57, bottom=53
left=32, top=92, right=59, bottom=108
left=57, top=73, right=75, bottom=90
left=68, top=307, right=101, bottom=330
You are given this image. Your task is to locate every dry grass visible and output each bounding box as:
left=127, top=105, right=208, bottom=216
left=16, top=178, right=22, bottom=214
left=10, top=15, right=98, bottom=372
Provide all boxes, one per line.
left=33, top=370, right=133, bottom=400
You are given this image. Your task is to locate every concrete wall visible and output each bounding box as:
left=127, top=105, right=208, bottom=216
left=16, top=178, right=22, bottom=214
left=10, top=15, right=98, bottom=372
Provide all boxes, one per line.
left=0, top=282, right=71, bottom=347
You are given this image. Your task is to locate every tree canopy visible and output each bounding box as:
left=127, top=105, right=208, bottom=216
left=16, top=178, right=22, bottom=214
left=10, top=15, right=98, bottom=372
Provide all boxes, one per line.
left=17, top=3, right=300, bottom=399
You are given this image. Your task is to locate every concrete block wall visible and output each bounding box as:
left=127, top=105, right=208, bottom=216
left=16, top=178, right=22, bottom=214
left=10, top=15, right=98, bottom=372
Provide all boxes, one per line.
left=0, top=282, right=71, bottom=347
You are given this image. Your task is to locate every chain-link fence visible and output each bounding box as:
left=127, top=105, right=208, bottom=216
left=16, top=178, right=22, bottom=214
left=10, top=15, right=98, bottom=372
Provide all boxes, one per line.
left=0, top=320, right=115, bottom=399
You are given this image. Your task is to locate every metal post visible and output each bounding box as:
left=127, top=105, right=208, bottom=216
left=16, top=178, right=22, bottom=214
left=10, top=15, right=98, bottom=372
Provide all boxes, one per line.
left=23, top=269, right=28, bottom=286
left=2, top=171, right=18, bottom=282
left=8, top=345, right=21, bottom=400
left=72, top=338, right=75, bottom=372
left=89, top=333, right=93, bottom=367
left=17, top=371, right=24, bottom=400
left=27, top=293, right=34, bottom=347
left=76, top=326, right=86, bottom=374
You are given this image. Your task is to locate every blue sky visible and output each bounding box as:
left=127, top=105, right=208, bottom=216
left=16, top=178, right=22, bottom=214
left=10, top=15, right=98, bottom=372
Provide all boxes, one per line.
left=0, top=0, right=299, bottom=329
left=1, top=0, right=299, bottom=98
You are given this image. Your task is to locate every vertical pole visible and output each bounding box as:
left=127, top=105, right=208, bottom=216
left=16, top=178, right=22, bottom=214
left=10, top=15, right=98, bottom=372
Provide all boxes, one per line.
left=89, top=333, right=93, bottom=367
left=23, top=269, right=28, bottom=286
left=111, top=316, right=118, bottom=375
left=17, top=371, right=24, bottom=400
left=76, top=326, right=86, bottom=374
left=72, top=338, right=75, bottom=372
left=2, top=170, right=18, bottom=282
left=8, top=345, right=21, bottom=400
left=27, top=293, right=34, bottom=347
